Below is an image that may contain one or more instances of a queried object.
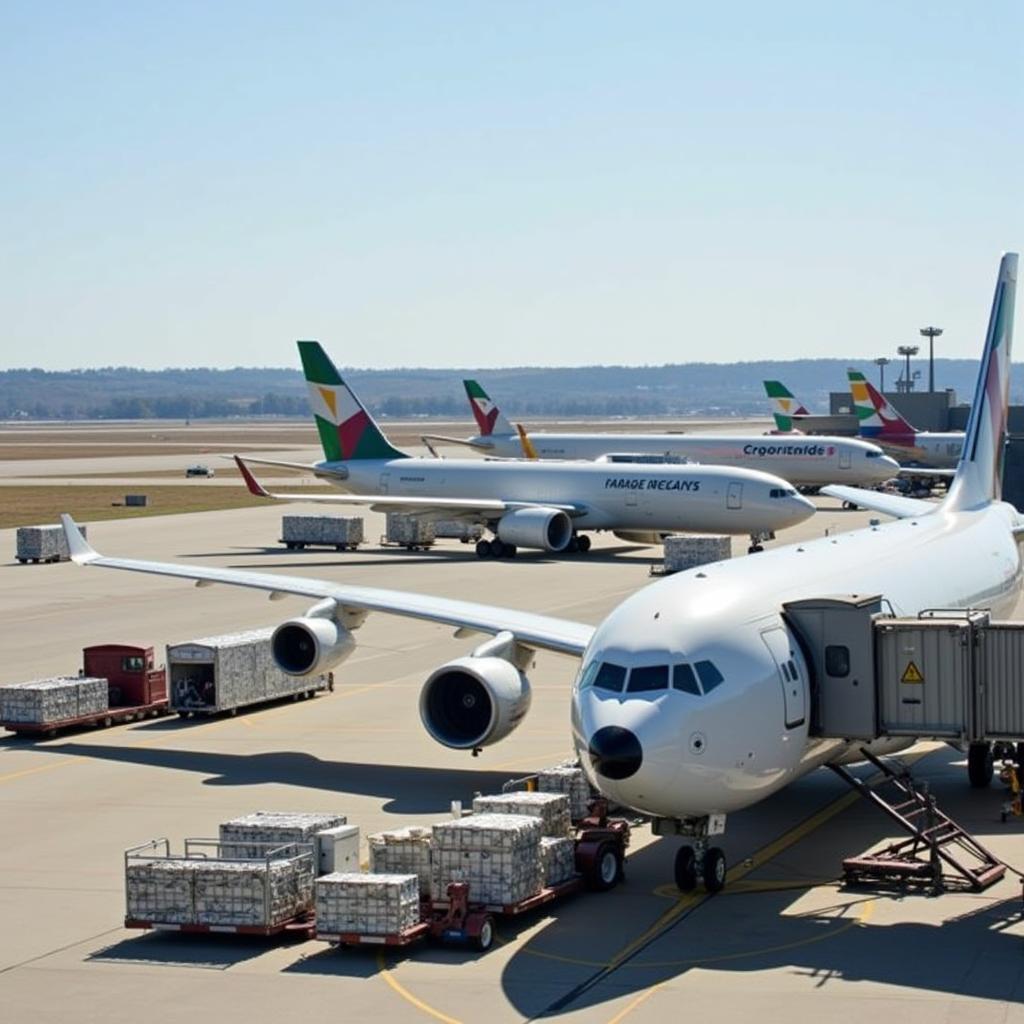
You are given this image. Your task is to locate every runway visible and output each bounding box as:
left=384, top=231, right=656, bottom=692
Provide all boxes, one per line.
left=1, top=494, right=1023, bottom=1022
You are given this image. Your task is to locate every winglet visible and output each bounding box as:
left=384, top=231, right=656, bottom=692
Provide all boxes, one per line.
left=60, top=514, right=100, bottom=564
left=515, top=423, right=539, bottom=460
left=234, top=455, right=271, bottom=498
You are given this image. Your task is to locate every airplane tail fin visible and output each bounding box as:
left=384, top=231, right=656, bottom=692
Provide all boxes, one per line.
left=297, top=341, right=407, bottom=461
left=763, top=380, right=810, bottom=431
left=943, top=253, right=1018, bottom=512
left=464, top=379, right=514, bottom=437
left=847, top=368, right=915, bottom=437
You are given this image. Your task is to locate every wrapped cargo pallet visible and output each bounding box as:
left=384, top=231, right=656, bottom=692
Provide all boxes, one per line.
left=0, top=677, right=108, bottom=724
left=15, top=523, right=87, bottom=564
left=472, top=792, right=572, bottom=838
left=124, top=839, right=317, bottom=929
left=540, top=837, right=577, bottom=887
left=194, top=858, right=314, bottom=927
left=385, top=513, right=435, bottom=548
left=368, top=826, right=433, bottom=896
left=126, top=860, right=194, bottom=925
left=281, top=515, right=363, bottom=549
left=316, top=872, right=420, bottom=935
left=167, top=629, right=331, bottom=715
left=535, top=764, right=594, bottom=822
left=431, top=814, right=543, bottom=906
left=433, top=520, right=484, bottom=542
left=219, top=811, right=347, bottom=859
left=662, top=534, right=732, bottom=573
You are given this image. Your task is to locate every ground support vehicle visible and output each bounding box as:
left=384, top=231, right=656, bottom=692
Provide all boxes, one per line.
left=1, top=644, right=169, bottom=737
left=320, top=810, right=629, bottom=953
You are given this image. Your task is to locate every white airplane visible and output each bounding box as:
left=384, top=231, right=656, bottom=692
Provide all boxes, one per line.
left=59, top=253, right=1017, bottom=895
left=421, top=380, right=901, bottom=490
left=230, top=341, right=815, bottom=557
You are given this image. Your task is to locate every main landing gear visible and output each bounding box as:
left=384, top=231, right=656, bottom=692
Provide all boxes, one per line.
left=653, top=814, right=729, bottom=893
left=474, top=533, right=592, bottom=559
left=747, top=530, right=775, bottom=555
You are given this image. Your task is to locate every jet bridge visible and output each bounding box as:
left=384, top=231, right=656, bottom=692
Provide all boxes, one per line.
left=784, top=596, right=1024, bottom=747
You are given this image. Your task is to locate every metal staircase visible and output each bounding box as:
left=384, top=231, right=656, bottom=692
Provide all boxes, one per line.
left=829, top=748, right=1006, bottom=893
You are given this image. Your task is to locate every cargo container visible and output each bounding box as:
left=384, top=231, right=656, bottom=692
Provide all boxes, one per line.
left=383, top=514, right=436, bottom=550
left=15, top=523, right=87, bottom=564
left=280, top=515, right=363, bottom=551
left=167, top=628, right=332, bottom=717
left=433, top=520, right=484, bottom=543
left=0, top=644, right=168, bottom=736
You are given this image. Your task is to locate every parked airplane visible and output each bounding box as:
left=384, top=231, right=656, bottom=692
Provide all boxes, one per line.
left=58, top=253, right=1016, bottom=895
left=233, top=341, right=815, bottom=557
left=422, top=379, right=899, bottom=489
left=848, top=368, right=964, bottom=468
left=763, top=379, right=810, bottom=432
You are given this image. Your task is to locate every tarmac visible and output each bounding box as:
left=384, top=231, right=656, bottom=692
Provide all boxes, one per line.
left=1, top=469, right=1023, bottom=1021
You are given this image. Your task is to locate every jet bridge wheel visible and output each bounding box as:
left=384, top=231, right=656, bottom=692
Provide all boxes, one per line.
left=968, top=742, right=994, bottom=788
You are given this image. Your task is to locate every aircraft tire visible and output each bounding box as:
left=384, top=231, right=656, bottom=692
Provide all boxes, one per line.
left=577, top=534, right=591, bottom=553
left=968, top=742, right=993, bottom=788
left=475, top=539, right=492, bottom=559
left=703, top=847, right=727, bottom=892
left=503, top=544, right=517, bottom=559
left=674, top=845, right=697, bottom=892
left=566, top=536, right=580, bottom=554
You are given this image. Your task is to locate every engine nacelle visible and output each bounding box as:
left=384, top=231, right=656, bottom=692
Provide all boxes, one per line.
left=271, top=616, right=356, bottom=676
left=496, top=507, right=572, bottom=552
left=419, top=656, right=532, bottom=749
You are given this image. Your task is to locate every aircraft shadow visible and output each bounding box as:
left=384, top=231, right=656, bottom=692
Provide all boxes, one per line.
left=21, top=742, right=517, bottom=813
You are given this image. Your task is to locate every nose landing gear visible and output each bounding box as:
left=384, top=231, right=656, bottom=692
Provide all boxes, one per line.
left=654, top=814, right=729, bottom=893
left=747, top=530, right=774, bottom=555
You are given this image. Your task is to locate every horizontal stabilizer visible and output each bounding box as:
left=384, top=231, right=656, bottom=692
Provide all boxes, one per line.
left=821, top=485, right=936, bottom=519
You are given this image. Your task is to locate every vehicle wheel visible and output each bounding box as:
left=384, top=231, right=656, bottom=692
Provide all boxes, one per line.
left=475, top=539, right=492, bottom=558
left=335, top=545, right=344, bottom=552
left=577, top=534, right=591, bottom=553
left=504, top=544, right=517, bottom=559
left=567, top=536, right=580, bottom=554
left=491, top=540, right=507, bottom=558
left=102, top=716, right=112, bottom=728
left=674, top=845, right=697, bottom=892
left=474, top=915, right=495, bottom=952
left=588, top=841, right=622, bottom=891
left=748, top=544, right=763, bottom=554
left=968, top=742, right=993, bottom=788
left=703, top=847, right=727, bottom=892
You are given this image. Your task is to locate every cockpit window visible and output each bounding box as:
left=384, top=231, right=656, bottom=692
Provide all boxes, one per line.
left=695, top=660, right=724, bottom=693
left=866, top=450, right=882, bottom=458
left=592, top=662, right=628, bottom=693
left=672, top=663, right=701, bottom=695
left=769, top=487, right=798, bottom=498
left=628, top=665, right=669, bottom=692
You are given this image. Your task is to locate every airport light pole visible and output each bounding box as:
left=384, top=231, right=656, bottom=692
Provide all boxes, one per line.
left=873, top=357, right=891, bottom=393
left=919, top=326, right=943, bottom=392
left=897, top=345, right=919, bottom=393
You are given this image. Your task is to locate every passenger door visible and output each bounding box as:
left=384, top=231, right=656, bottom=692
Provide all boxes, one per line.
left=839, top=449, right=851, bottom=470
left=727, top=482, right=743, bottom=510
left=760, top=627, right=806, bottom=729
left=379, top=472, right=390, bottom=494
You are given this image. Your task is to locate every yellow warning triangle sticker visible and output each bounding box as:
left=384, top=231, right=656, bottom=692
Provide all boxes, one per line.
left=901, top=661, right=924, bottom=684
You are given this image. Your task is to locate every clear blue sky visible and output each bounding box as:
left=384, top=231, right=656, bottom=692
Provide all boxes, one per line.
left=3, top=2, right=1021, bottom=370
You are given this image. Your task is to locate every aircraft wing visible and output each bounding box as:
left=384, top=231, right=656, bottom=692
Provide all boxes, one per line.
left=59, top=516, right=593, bottom=657
left=233, top=456, right=582, bottom=517
left=821, top=485, right=937, bottom=519
left=898, top=465, right=955, bottom=479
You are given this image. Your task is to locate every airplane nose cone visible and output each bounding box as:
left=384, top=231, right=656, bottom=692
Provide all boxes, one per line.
left=588, top=726, right=643, bottom=780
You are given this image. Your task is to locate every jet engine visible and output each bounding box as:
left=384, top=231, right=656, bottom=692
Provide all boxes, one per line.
left=419, top=655, right=532, bottom=750
left=496, top=507, right=573, bottom=552
left=271, top=616, right=356, bottom=676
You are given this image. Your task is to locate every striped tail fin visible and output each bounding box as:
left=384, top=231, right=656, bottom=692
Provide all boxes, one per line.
left=847, top=368, right=915, bottom=437
left=463, top=380, right=514, bottom=437
left=763, top=380, right=810, bottom=431
left=297, top=341, right=407, bottom=461
left=943, top=253, right=1018, bottom=511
